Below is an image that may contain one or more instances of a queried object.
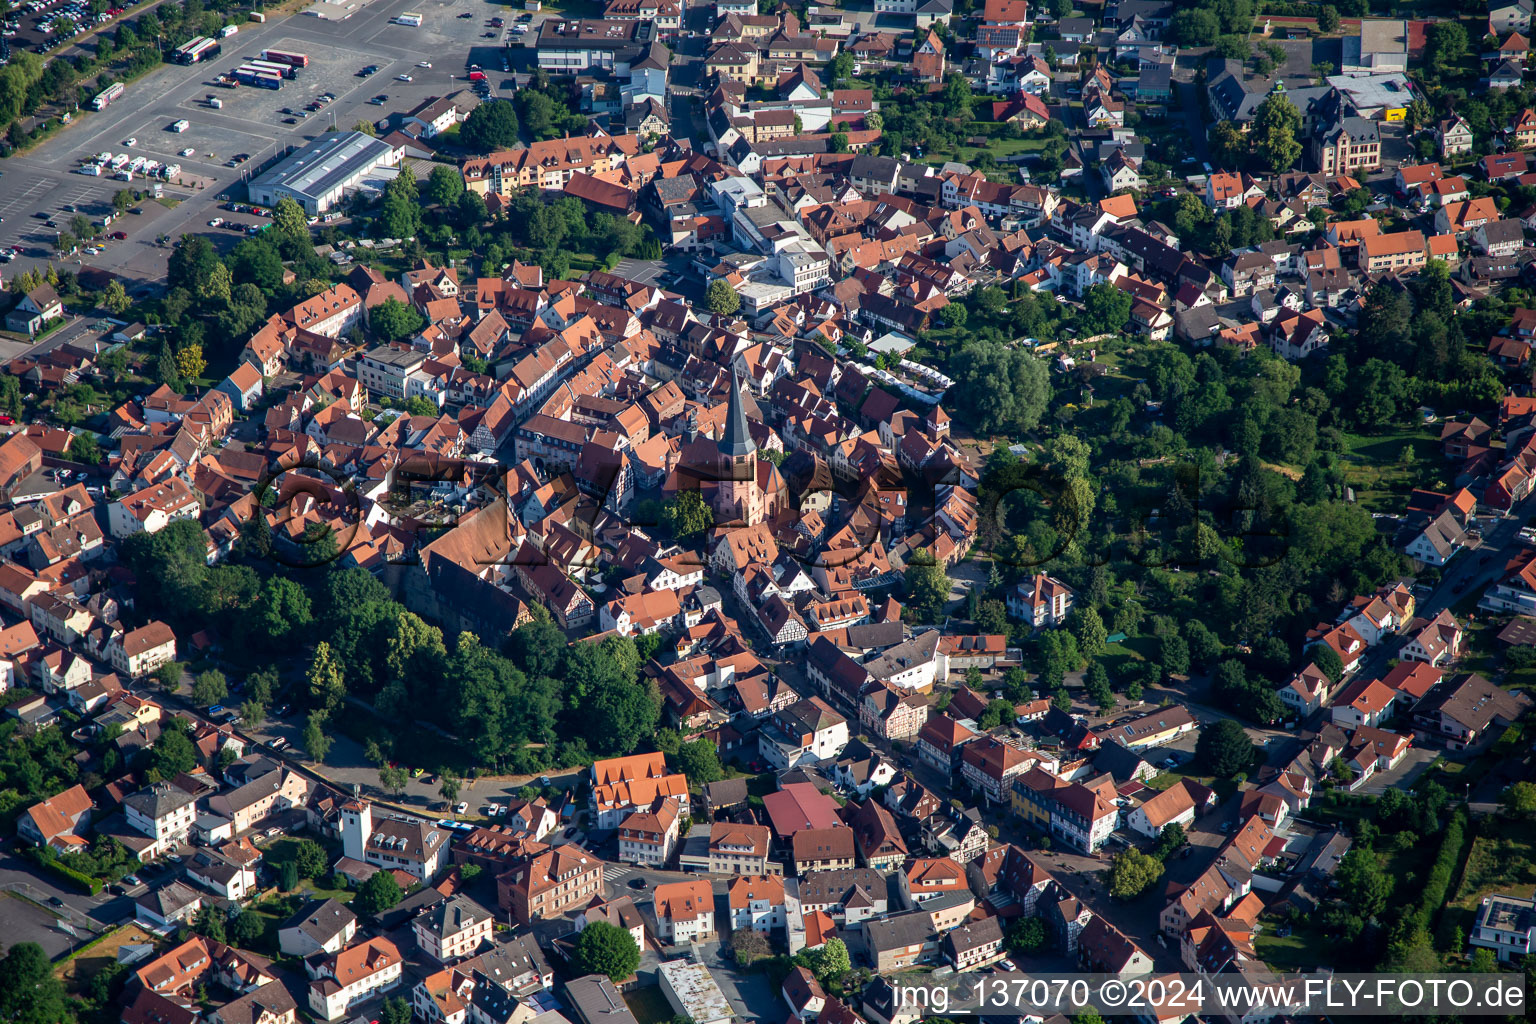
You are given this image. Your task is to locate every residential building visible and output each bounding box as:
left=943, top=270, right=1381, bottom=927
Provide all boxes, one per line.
left=307, top=938, right=404, bottom=1021
left=497, top=847, right=605, bottom=924
left=413, top=893, right=494, bottom=963
left=1470, top=893, right=1536, bottom=962
left=653, top=878, right=716, bottom=943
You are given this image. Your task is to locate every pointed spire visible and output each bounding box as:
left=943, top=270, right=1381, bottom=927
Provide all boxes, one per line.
left=720, top=370, right=756, bottom=458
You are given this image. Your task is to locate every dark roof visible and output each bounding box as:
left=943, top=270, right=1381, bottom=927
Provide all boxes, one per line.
left=719, top=369, right=755, bottom=458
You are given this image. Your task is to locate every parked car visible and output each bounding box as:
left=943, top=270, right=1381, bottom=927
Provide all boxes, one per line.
left=454, top=801, right=468, bottom=814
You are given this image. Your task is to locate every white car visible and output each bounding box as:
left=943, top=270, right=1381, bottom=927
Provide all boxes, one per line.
left=396, top=73, right=412, bottom=81
left=180, top=147, right=195, bottom=157
left=123, top=137, right=136, bottom=146
left=454, top=801, right=468, bottom=813
left=416, top=61, right=431, bottom=67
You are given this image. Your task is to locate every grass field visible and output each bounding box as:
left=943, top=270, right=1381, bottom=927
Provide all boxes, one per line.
left=1254, top=918, right=1330, bottom=971
left=1338, top=427, right=1445, bottom=513
left=1437, top=816, right=1536, bottom=951
left=55, top=922, right=156, bottom=993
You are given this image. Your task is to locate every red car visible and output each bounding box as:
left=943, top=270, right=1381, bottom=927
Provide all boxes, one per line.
left=109, top=231, right=127, bottom=240
left=0, top=415, right=14, bottom=425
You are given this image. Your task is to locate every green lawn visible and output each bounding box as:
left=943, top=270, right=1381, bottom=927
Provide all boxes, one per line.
left=1437, top=815, right=1536, bottom=950
left=1338, top=427, right=1446, bottom=513
left=927, top=134, right=1047, bottom=169
left=1255, top=917, right=1331, bottom=971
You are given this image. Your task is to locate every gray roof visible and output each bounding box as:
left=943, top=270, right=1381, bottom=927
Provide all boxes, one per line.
left=135, top=879, right=202, bottom=918
left=864, top=909, right=938, bottom=952
left=124, top=782, right=196, bottom=819
left=246, top=131, right=397, bottom=203
left=944, top=914, right=1003, bottom=954
left=281, top=897, right=356, bottom=943
left=419, top=892, right=493, bottom=940
left=565, top=974, right=640, bottom=1024
left=720, top=370, right=755, bottom=458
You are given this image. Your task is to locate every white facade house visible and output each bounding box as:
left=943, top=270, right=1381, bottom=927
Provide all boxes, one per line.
left=1470, top=894, right=1536, bottom=962
left=124, top=783, right=198, bottom=850
left=307, top=939, right=404, bottom=1021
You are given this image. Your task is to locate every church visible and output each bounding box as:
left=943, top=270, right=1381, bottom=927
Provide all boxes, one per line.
left=667, top=371, right=789, bottom=528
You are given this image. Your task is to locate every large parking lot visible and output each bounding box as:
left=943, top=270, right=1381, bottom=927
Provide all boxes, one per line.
left=0, top=0, right=550, bottom=282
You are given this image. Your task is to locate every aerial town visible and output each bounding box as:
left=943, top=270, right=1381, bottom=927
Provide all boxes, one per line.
left=1, top=0, right=1536, bottom=1022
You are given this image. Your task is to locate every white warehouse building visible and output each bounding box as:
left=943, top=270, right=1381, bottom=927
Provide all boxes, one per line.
left=246, top=131, right=403, bottom=215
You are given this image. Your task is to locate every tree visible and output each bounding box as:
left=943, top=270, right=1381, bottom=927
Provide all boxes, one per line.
left=1153, top=822, right=1187, bottom=860
left=254, top=576, right=313, bottom=646
left=0, top=942, right=71, bottom=1024
left=355, top=868, right=403, bottom=916
left=229, top=238, right=285, bottom=290
left=903, top=552, right=951, bottom=623
left=370, top=296, right=425, bottom=342
left=240, top=699, right=267, bottom=729
left=1253, top=93, right=1302, bottom=172
left=153, top=339, right=181, bottom=390
left=427, top=164, right=465, bottom=207
left=66, top=432, right=101, bottom=465
left=380, top=996, right=413, bottom=1024
left=978, top=698, right=1017, bottom=731
left=269, top=197, right=311, bottom=253
left=150, top=727, right=197, bottom=779
left=379, top=764, right=409, bottom=797
left=1079, top=282, right=1133, bottom=335
left=308, top=642, right=346, bottom=715
left=706, top=277, right=740, bottom=317
left=950, top=342, right=1049, bottom=436
left=731, top=927, right=772, bottom=966
left=101, top=279, right=130, bottom=314
left=1425, top=20, right=1467, bottom=73
left=1195, top=719, right=1257, bottom=778
left=0, top=375, right=21, bottom=419
left=175, top=343, right=206, bottom=381
left=294, top=839, right=328, bottom=879
left=461, top=99, right=520, bottom=152
left=1084, top=662, right=1115, bottom=713
left=1502, top=781, right=1536, bottom=817
left=303, top=712, right=334, bottom=764
left=659, top=489, right=714, bottom=541
left=675, top=739, right=723, bottom=786
left=1208, top=120, right=1247, bottom=168
left=1317, top=5, right=1339, bottom=33
left=1070, top=606, right=1108, bottom=660
left=574, top=921, right=642, bottom=982
left=1311, top=644, right=1343, bottom=683
left=153, top=660, right=183, bottom=692
left=1109, top=847, right=1164, bottom=899
left=1335, top=848, right=1393, bottom=918
left=229, top=909, right=264, bottom=947
left=1160, top=633, right=1190, bottom=677
left=1007, top=915, right=1047, bottom=953
left=191, top=669, right=228, bottom=707
left=440, top=772, right=461, bottom=806
left=813, top=937, right=851, bottom=982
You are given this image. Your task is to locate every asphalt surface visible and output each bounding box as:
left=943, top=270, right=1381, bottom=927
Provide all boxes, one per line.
left=0, top=0, right=555, bottom=285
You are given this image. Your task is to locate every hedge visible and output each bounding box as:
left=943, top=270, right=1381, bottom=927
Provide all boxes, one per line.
left=1392, top=808, right=1468, bottom=944
left=36, top=856, right=103, bottom=896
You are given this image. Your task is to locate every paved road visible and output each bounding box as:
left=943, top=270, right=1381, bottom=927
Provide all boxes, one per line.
left=1, top=0, right=543, bottom=285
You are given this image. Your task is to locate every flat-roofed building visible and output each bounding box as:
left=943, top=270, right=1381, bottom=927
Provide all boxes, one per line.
left=247, top=132, right=404, bottom=215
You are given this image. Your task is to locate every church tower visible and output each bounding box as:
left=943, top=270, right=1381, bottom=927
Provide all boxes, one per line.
left=716, top=371, right=762, bottom=526
left=341, top=800, right=372, bottom=862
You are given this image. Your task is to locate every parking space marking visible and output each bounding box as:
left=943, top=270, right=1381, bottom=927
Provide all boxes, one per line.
left=0, top=179, right=54, bottom=214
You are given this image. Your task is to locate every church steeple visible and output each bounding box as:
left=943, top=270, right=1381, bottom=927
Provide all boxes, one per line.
left=719, top=370, right=756, bottom=459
